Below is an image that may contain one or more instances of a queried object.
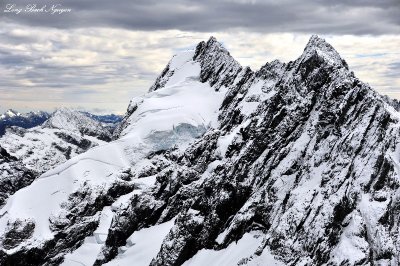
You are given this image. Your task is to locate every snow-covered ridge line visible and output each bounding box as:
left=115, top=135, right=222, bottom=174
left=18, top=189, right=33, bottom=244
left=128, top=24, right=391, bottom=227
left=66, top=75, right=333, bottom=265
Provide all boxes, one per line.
left=103, top=35, right=400, bottom=266
left=0, top=108, right=115, bottom=206
left=0, top=41, right=229, bottom=265
left=1, top=35, right=400, bottom=266
left=0, top=109, right=50, bottom=137
left=43, top=107, right=113, bottom=141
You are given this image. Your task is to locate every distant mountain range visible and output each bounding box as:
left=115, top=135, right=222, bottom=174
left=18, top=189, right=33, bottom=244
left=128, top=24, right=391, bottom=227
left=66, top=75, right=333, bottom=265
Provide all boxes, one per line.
left=80, top=112, right=123, bottom=125
left=0, top=109, right=50, bottom=136
left=0, top=108, right=122, bottom=205
left=0, top=109, right=123, bottom=137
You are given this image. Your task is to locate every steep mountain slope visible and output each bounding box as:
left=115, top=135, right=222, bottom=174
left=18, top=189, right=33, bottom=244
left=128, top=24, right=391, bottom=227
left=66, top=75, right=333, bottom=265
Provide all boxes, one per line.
left=1, top=36, right=400, bottom=266
left=0, top=110, right=50, bottom=137
left=0, top=45, right=231, bottom=266
left=1, top=108, right=111, bottom=173
left=0, top=109, right=122, bottom=138
left=116, top=36, right=399, bottom=266
left=0, top=108, right=112, bottom=206
left=0, top=146, right=37, bottom=206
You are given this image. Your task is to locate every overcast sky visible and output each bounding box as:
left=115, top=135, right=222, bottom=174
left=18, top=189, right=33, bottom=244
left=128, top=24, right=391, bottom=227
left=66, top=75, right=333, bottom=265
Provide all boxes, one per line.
left=0, top=0, right=399, bottom=114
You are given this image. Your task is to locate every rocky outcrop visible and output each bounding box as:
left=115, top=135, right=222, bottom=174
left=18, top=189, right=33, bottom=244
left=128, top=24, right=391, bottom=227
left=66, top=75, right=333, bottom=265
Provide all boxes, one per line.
left=0, top=109, right=112, bottom=206
left=100, top=36, right=400, bottom=265
left=0, top=146, right=37, bottom=206
left=193, top=36, right=243, bottom=90
left=1, top=36, right=400, bottom=266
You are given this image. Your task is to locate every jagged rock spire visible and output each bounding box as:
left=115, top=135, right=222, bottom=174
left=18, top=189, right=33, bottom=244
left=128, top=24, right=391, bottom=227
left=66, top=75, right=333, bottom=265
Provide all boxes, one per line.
left=192, top=36, right=243, bottom=89
left=299, top=34, right=349, bottom=69
left=2, top=34, right=400, bottom=266
left=149, top=36, right=243, bottom=92
left=193, top=36, right=228, bottom=61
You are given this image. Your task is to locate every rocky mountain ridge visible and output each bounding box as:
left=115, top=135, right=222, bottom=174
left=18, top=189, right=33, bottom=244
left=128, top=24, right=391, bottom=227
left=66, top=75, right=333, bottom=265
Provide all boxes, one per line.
left=0, top=110, right=50, bottom=137
left=43, top=107, right=113, bottom=141
left=0, top=146, right=37, bottom=206
left=0, top=108, right=123, bottom=138
left=0, top=108, right=113, bottom=206
left=1, top=35, right=399, bottom=266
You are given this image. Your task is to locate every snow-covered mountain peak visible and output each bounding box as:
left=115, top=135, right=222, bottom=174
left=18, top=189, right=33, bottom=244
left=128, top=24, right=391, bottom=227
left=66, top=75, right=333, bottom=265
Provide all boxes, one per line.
left=44, top=107, right=94, bottom=130
left=194, top=36, right=229, bottom=58
left=148, top=49, right=197, bottom=93
left=300, top=34, right=348, bottom=69
left=206, top=35, right=218, bottom=45
left=193, top=36, right=243, bottom=90
left=25, top=110, right=47, bottom=117
left=0, top=110, right=50, bottom=137
left=3, top=36, right=400, bottom=266
left=149, top=36, right=243, bottom=95
left=43, top=107, right=112, bottom=141
left=116, top=36, right=243, bottom=139
left=2, top=109, right=20, bottom=119
left=306, top=34, right=327, bottom=46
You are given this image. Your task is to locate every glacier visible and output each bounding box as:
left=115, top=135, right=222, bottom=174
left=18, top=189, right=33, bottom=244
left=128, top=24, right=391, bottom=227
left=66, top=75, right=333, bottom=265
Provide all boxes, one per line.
left=1, top=35, right=400, bottom=266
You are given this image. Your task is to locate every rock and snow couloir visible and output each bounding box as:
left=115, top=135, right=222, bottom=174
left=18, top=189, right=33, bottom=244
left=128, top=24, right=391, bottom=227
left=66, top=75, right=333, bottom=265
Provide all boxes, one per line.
left=1, top=35, right=400, bottom=266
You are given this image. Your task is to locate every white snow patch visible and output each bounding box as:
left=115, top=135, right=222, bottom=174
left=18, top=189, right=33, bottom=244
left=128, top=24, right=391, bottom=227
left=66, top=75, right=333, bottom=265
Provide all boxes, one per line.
left=0, top=48, right=225, bottom=253
left=183, top=232, right=266, bottom=266
left=61, top=236, right=103, bottom=266
left=62, top=207, right=114, bottom=266
left=105, top=218, right=176, bottom=266
left=330, top=212, right=369, bottom=265
left=217, top=120, right=251, bottom=157
left=93, top=207, right=114, bottom=244
left=215, top=228, right=229, bottom=244
left=246, top=247, right=285, bottom=266
left=238, top=80, right=277, bottom=116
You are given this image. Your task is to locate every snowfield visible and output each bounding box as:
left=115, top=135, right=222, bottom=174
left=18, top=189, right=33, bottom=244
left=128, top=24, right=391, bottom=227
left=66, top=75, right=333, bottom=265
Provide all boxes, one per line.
left=1, top=35, right=400, bottom=266
left=0, top=48, right=227, bottom=264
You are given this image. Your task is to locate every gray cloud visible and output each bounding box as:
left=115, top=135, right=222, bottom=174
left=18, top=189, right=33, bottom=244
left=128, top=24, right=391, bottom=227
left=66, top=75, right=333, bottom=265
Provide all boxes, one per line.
left=0, top=1, right=399, bottom=114
left=1, top=0, right=399, bottom=35
left=386, top=62, right=400, bottom=78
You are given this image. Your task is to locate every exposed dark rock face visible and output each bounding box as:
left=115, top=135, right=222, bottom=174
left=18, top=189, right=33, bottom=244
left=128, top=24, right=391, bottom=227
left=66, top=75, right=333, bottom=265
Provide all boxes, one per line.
left=193, top=36, right=243, bottom=90
left=1, top=219, right=35, bottom=250
left=1, top=35, right=400, bottom=266
left=112, top=98, right=141, bottom=139
left=99, top=36, right=400, bottom=265
left=0, top=146, right=38, bottom=206
left=53, top=132, right=93, bottom=151
left=0, top=146, right=16, bottom=162
left=1, top=177, right=135, bottom=266
left=0, top=109, right=112, bottom=208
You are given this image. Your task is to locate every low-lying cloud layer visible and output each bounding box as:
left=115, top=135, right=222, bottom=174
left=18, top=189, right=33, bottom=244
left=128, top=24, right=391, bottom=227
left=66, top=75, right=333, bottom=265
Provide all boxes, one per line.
left=0, top=0, right=399, bottom=114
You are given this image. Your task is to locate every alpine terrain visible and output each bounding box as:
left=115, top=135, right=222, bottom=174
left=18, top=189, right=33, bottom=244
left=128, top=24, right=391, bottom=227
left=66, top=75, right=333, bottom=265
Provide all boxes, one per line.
left=0, top=108, right=113, bottom=205
left=0, top=35, right=399, bottom=266
left=0, top=110, right=50, bottom=137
